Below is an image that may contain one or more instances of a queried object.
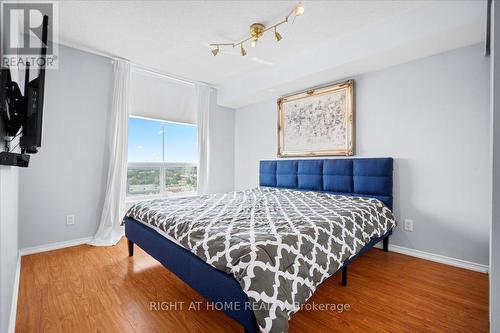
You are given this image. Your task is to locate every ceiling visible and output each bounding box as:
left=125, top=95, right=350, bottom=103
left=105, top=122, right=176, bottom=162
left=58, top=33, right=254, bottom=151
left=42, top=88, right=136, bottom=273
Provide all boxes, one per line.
left=59, top=1, right=432, bottom=84
left=57, top=0, right=487, bottom=107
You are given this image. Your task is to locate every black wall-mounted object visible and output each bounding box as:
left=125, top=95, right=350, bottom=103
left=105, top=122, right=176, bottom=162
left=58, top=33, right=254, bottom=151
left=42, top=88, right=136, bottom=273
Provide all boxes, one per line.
left=486, top=0, right=492, bottom=56
left=0, top=15, right=48, bottom=167
left=0, top=151, right=29, bottom=167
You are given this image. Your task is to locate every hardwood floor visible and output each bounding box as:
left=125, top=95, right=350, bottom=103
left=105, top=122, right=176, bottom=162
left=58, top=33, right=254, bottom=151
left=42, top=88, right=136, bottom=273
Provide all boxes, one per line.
left=16, top=238, right=489, bottom=333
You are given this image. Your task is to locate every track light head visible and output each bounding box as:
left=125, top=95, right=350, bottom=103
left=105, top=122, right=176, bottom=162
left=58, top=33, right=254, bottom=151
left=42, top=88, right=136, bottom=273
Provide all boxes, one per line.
left=295, top=4, right=304, bottom=16
left=240, top=44, right=246, bottom=56
left=251, top=39, right=257, bottom=48
left=274, top=28, right=282, bottom=42
left=211, top=46, right=219, bottom=56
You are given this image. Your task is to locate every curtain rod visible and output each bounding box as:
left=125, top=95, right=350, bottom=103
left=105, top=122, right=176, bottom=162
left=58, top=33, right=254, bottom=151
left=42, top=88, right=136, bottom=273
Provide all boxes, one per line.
left=58, top=41, right=212, bottom=87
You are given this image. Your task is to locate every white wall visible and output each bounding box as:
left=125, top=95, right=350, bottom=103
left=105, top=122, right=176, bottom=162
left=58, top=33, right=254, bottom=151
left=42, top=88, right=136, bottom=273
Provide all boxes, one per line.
left=234, top=44, right=490, bottom=266
left=208, top=90, right=235, bottom=194
left=490, top=1, right=500, bottom=331
left=0, top=12, right=21, bottom=333
left=0, top=166, right=19, bottom=333
left=218, top=1, right=486, bottom=109
left=19, top=45, right=113, bottom=249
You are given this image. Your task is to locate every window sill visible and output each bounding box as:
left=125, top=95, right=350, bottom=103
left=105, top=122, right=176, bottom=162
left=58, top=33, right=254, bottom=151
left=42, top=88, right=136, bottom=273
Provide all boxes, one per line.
left=126, top=191, right=198, bottom=204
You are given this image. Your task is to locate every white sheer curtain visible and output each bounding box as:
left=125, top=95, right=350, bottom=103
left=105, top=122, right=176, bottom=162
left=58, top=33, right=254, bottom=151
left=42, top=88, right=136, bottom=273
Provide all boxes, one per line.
left=196, top=85, right=211, bottom=195
left=89, top=60, right=130, bottom=246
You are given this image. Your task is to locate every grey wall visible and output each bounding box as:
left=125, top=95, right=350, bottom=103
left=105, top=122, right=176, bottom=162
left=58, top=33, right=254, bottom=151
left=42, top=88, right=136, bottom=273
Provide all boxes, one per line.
left=490, top=1, right=500, bottom=331
left=234, top=43, right=490, bottom=266
left=19, top=45, right=235, bottom=249
left=0, top=166, right=19, bottom=333
left=19, top=45, right=113, bottom=249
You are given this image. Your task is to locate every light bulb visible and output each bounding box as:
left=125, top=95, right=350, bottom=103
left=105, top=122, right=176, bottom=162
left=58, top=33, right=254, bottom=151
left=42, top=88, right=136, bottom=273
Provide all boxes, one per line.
left=295, top=5, right=304, bottom=16
left=251, top=39, right=257, bottom=48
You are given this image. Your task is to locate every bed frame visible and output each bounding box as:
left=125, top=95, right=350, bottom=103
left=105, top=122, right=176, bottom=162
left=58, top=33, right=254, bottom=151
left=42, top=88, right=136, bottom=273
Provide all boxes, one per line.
left=125, top=157, right=394, bottom=333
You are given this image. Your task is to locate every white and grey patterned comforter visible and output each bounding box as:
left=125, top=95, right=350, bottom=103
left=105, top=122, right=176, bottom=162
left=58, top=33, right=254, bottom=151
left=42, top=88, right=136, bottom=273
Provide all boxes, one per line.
left=125, top=187, right=396, bottom=333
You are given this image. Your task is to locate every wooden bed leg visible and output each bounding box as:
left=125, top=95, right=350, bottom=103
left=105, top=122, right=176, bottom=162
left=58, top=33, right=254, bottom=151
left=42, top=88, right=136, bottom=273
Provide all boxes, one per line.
left=341, top=266, right=347, bottom=286
left=383, top=236, right=389, bottom=252
left=128, top=239, right=134, bottom=257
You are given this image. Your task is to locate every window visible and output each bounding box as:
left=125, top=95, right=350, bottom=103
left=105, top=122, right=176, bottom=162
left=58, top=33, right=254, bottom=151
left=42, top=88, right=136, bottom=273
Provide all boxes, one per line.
left=127, top=116, right=198, bottom=199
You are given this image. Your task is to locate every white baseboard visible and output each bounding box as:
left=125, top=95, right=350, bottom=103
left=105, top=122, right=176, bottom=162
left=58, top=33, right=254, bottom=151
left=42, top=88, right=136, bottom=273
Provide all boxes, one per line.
left=8, top=252, right=21, bottom=333
left=20, top=236, right=93, bottom=256
left=375, top=242, right=489, bottom=273
left=18, top=236, right=489, bottom=274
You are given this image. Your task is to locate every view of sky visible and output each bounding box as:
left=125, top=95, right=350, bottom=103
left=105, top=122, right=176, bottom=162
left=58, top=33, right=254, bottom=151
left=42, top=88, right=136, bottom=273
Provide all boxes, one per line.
left=128, top=117, right=198, bottom=163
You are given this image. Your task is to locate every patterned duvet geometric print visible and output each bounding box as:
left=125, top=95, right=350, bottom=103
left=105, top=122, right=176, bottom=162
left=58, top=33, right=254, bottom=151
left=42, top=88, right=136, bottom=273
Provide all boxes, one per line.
left=125, top=187, right=396, bottom=333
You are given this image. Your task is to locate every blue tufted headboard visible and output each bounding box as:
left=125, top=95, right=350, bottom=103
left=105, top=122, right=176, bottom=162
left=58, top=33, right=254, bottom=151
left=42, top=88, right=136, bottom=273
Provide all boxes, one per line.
left=259, top=158, right=394, bottom=210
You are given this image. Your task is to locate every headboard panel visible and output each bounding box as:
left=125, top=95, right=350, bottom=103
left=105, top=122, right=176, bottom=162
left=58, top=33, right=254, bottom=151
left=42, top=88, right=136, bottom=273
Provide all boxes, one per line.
left=259, top=158, right=393, bottom=209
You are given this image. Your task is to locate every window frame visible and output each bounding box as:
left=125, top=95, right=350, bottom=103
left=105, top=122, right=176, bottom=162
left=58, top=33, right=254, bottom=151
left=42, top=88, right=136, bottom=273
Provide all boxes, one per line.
left=126, top=116, right=199, bottom=202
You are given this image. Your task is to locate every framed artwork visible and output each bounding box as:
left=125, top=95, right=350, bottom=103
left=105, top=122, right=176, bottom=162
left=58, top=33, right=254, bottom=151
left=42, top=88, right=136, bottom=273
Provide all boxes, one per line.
left=277, top=80, right=354, bottom=157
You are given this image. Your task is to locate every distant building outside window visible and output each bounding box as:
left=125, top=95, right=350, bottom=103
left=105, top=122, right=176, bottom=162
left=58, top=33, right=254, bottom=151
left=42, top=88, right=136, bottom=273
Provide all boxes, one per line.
left=127, top=116, right=198, bottom=199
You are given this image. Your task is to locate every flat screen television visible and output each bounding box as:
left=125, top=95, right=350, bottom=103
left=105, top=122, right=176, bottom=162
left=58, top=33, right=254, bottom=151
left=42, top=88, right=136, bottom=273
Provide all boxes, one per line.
left=0, top=15, right=48, bottom=167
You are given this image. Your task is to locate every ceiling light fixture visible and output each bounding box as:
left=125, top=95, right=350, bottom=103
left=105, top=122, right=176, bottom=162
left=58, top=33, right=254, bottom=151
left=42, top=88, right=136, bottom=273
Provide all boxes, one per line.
left=250, top=23, right=265, bottom=45
left=209, top=2, right=304, bottom=57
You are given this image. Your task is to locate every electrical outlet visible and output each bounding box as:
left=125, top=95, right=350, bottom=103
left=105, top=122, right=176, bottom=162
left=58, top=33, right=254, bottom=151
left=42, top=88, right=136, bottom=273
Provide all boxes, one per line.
left=404, top=219, right=414, bottom=232
left=66, top=214, right=75, bottom=226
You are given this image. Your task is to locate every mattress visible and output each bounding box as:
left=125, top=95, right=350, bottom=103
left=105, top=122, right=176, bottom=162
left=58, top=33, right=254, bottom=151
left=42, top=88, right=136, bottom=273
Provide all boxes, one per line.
left=125, top=187, right=396, bottom=333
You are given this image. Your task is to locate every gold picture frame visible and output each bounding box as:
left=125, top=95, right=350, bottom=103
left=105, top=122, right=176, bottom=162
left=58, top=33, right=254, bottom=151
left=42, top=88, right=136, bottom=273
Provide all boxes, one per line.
left=277, top=80, right=355, bottom=157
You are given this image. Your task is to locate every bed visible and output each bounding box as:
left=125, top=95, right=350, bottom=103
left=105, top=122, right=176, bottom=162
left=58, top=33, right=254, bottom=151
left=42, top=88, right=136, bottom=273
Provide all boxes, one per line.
left=124, top=158, right=395, bottom=333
